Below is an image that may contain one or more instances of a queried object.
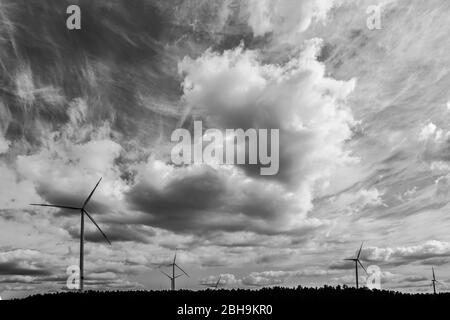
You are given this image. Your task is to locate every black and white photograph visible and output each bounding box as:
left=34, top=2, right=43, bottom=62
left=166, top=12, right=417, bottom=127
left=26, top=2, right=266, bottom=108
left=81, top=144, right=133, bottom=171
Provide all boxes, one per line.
left=1, top=0, right=450, bottom=317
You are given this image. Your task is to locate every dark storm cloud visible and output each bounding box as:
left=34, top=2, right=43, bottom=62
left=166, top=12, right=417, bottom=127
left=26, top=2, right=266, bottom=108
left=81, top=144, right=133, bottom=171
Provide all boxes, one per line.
left=129, top=169, right=292, bottom=233
left=0, top=261, right=51, bottom=276
left=133, top=166, right=225, bottom=213
left=127, top=163, right=318, bottom=235
left=128, top=166, right=226, bottom=232
left=68, top=224, right=155, bottom=244
left=32, top=188, right=110, bottom=216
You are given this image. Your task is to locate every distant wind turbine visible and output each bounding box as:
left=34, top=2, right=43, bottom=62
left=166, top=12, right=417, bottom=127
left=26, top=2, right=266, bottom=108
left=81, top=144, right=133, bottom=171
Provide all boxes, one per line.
left=160, top=250, right=189, bottom=291
left=431, top=267, right=438, bottom=295
left=30, top=177, right=111, bottom=291
left=344, top=242, right=367, bottom=289
left=201, top=275, right=223, bottom=289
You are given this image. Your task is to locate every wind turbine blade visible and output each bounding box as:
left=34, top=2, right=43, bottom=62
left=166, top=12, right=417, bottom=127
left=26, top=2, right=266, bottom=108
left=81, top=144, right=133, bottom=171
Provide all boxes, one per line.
left=216, top=276, right=222, bottom=288
left=160, top=270, right=172, bottom=279
left=175, top=263, right=189, bottom=277
left=30, top=204, right=81, bottom=210
left=432, top=267, right=436, bottom=280
left=82, top=177, right=102, bottom=209
left=344, top=259, right=354, bottom=261
left=357, top=242, right=364, bottom=259
left=358, top=260, right=367, bottom=274
left=83, top=209, right=111, bottom=245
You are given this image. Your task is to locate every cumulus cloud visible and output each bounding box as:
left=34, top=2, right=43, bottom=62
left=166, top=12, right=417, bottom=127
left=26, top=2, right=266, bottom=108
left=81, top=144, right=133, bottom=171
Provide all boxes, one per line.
left=201, top=269, right=332, bottom=288
left=242, top=272, right=285, bottom=287
left=0, top=163, right=41, bottom=209
left=418, top=121, right=450, bottom=171
left=178, top=40, right=356, bottom=217
left=331, top=270, right=396, bottom=287
left=240, top=269, right=331, bottom=287
left=128, top=157, right=325, bottom=235
left=420, top=122, right=441, bottom=141
left=362, top=241, right=450, bottom=266
left=16, top=121, right=125, bottom=214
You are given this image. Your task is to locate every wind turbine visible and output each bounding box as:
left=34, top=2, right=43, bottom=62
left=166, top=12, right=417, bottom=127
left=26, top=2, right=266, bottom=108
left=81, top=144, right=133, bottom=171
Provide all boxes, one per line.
left=201, top=275, right=223, bottom=289
left=30, top=177, right=111, bottom=291
left=344, top=242, right=367, bottom=289
left=160, top=251, right=189, bottom=291
left=431, top=267, right=438, bottom=295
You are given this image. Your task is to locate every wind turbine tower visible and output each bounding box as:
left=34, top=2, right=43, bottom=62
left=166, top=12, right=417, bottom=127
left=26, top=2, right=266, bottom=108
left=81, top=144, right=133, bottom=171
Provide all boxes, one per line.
left=160, top=251, right=189, bottom=291
left=31, top=177, right=111, bottom=291
left=344, top=242, right=367, bottom=289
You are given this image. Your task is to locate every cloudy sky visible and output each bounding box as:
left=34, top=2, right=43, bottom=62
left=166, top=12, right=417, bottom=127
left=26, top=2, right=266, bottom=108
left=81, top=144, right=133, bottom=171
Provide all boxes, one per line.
left=1, top=0, right=450, bottom=298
